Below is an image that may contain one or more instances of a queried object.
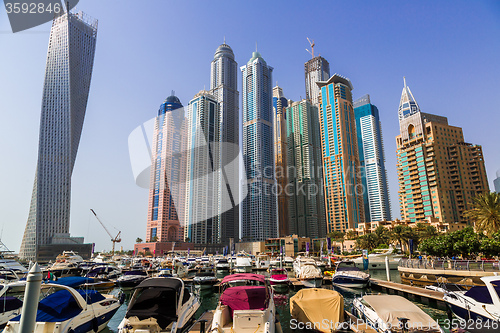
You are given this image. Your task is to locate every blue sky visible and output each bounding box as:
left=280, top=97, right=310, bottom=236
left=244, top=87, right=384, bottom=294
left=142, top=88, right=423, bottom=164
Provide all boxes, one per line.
left=1, top=0, right=499, bottom=252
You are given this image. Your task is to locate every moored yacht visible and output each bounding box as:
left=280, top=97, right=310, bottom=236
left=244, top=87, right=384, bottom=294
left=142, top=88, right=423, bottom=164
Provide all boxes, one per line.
left=116, top=270, right=148, bottom=289
left=293, top=257, right=323, bottom=288
left=211, top=273, right=276, bottom=332
left=268, top=267, right=289, bottom=293
left=331, top=260, right=370, bottom=288
left=117, top=277, right=200, bottom=333
left=234, top=256, right=252, bottom=273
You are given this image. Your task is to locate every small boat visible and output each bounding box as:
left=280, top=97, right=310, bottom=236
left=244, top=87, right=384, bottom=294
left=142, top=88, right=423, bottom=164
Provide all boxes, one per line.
left=85, top=265, right=121, bottom=281
left=353, top=294, right=444, bottom=333
left=268, top=267, right=289, bottom=293
left=116, top=270, right=148, bottom=289
left=211, top=273, right=276, bottom=332
left=255, top=254, right=271, bottom=270
left=0, top=284, right=23, bottom=327
left=157, top=268, right=173, bottom=277
left=352, top=246, right=402, bottom=270
left=4, top=282, right=122, bottom=333
left=0, top=270, right=21, bottom=285
left=0, top=259, right=27, bottom=275
left=233, top=256, right=252, bottom=273
left=443, top=276, right=500, bottom=330
left=332, top=260, right=370, bottom=288
left=293, top=257, right=323, bottom=288
left=193, top=272, right=218, bottom=290
left=117, top=277, right=200, bottom=333
left=53, top=276, right=116, bottom=294
left=290, top=288, right=346, bottom=333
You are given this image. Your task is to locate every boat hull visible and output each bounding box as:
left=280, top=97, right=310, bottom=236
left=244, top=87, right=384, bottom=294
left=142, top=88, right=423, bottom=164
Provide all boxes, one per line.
left=300, top=278, right=323, bottom=288
left=332, top=276, right=369, bottom=288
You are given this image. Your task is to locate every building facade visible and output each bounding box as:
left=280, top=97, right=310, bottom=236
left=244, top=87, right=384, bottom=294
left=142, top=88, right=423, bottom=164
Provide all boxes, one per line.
left=396, top=79, right=489, bottom=225
left=209, top=42, right=240, bottom=245
left=354, top=94, right=392, bottom=223
left=318, top=74, right=365, bottom=233
left=146, top=95, right=186, bottom=243
left=19, top=12, right=98, bottom=261
left=273, top=86, right=289, bottom=237
left=305, top=56, right=330, bottom=106
left=184, top=91, right=221, bottom=244
left=241, top=52, right=277, bottom=241
left=286, top=99, right=326, bottom=238
left=494, top=171, right=500, bottom=193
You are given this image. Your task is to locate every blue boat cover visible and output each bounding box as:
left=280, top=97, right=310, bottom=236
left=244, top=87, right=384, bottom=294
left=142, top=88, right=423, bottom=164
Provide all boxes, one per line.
left=11, top=289, right=105, bottom=323
left=51, top=277, right=95, bottom=288
left=464, top=285, right=500, bottom=304
left=0, top=296, right=22, bottom=312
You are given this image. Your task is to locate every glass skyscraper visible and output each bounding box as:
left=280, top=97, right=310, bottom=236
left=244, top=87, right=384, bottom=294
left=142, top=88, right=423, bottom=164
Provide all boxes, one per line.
left=241, top=52, right=277, bottom=241
left=273, top=86, right=289, bottom=237
left=209, top=42, right=239, bottom=245
left=318, top=74, right=365, bottom=232
left=19, top=11, right=98, bottom=261
left=305, top=56, right=330, bottom=107
left=354, top=94, right=392, bottom=223
left=286, top=99, right=326, bottom=238
left=495, top=171, right=500, bottom=193
left=146, top=94, right=186, bottom=243
left=184, top=91, right=220, bottom=244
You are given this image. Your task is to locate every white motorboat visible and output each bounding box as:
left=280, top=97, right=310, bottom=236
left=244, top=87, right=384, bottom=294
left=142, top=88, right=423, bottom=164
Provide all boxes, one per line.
left=255, top=254, right=271, bottom=269
left=443, top=276, right=500, bottom=330
left=0, top=284, right=23, bottom=327
left=118, top=277, right=200, bottom=333
left=234, top=256, right=252, bottom=273
left=293, top=257, right=323, bottom=288
left=268, top=267, right=290, bottom=293
left=353, top=294, right=444, bottom=333
left=331, top=260, right=370, bottom=288
left=4, top=282, right=122, bottom=333
left=211, top=273, right=276, bottom=332
left=193, top=272, right=218, bottom=290
left=352, top=246, right=402, bottom=270
left=48, top=251, right=85, bottom=277
left=85, top=265, right=121, bottom=281
left=0, top=259, right=26, bottom=275
left=284, top=256, right=294, bottom=268
left=116, top=270, right=148, bottom=289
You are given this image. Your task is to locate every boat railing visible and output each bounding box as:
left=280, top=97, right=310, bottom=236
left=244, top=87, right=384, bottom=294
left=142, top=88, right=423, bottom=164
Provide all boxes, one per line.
left=399, top=258, right=500, bottom=272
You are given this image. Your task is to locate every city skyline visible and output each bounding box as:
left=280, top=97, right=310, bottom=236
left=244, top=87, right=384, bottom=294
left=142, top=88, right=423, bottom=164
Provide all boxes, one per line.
left=1, top=1, right=499, bottom=252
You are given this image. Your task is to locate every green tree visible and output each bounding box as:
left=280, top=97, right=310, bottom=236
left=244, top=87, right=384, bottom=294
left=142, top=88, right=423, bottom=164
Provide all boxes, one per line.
left=465, top=192, right=500, bottom=237
left=151, top=236, right=158, bottom=242
left=356, top=233, right=378, bottom=251
left=135, top=237, right=143, bottom=243
left=345, top=230, right=358, bottom=240
left=390, top=225, right=406, bottom=251
left=328, top=231, right=345, bottom=252
left=374, top=226, right=391, bottom=245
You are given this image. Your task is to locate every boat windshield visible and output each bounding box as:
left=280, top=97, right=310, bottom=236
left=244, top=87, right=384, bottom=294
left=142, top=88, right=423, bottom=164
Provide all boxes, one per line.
left=124, top=270, right=147, bottom=276
left=464, top=283, right=500, bottom=304
left=127, top=287, right=178, bottom=329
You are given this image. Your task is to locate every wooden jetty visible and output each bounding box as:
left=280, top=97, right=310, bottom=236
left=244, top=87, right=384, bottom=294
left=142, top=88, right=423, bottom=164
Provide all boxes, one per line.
left=369, top=278, right=446, bottom=309
left=345, top=311, right=378, bottom=333
left=187, top=311, right=214, bottom=333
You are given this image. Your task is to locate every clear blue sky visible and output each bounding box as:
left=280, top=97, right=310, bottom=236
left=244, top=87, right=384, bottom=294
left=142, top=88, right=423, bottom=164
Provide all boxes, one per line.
left=1, top=0, right=499, bottom=252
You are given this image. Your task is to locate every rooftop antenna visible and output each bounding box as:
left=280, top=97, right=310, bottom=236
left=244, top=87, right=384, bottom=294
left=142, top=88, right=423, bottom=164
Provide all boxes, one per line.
left=255, top=42, right=258, bottom=52
left=224, top=36, right=226, bottom=44
left=403, top=76, right=407, bottom=88
left=306, top=37, right=315, bottom=59
left=171, top=90, right=175, bottom=96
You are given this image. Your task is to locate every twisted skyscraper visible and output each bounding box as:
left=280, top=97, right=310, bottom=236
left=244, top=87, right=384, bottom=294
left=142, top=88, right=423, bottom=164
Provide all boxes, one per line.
left=20, top=11, right=98, bottom=261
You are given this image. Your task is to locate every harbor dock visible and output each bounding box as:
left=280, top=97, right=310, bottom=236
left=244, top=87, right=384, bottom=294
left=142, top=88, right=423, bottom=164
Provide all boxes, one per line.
left=187, top=311, right=214, bottom=333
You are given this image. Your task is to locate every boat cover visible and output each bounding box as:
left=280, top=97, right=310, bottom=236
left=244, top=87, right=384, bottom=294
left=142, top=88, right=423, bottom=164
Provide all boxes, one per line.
left=51, top=277, right=95, bottom=287
left=290, top=288, right=344, bottom=333
left=222, top=273, right=266, bottom=284
left=296, top=265, right=321, bottom=279
left=136, top=278, right=183, bottom=293
left=363, top=295, right=437, bottom=329
left=270, top=274, right=288, bottom=281
left=220, top=286, right=268, bottom=313
left=124, top=270, right=148, bottom=276
left=0, top=296, right=22, bottom=312
left=126, top=287, right=179, bottom=329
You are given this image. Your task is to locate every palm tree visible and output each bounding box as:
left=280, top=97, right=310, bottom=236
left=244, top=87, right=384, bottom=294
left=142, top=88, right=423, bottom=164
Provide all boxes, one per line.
left=465, top=192, right=500, bottom=237
left=346, top=230, right=358, bottom=240
left=135, top=237, right=143, bottom=243
left=390, top=225, right=406, bottom=251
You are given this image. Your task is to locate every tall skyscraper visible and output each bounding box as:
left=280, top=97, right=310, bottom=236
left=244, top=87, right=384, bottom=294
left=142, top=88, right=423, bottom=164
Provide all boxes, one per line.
left=495, top=171, right=500, bottom=193
left=209, top=42, right=239, bottom=244
left=146, top=94, right=186, bottom=243
left=318, top=74, right=365, bottom=233
left=354, top=95, right=392, bottom=223
left=184, top=91, right=220, bottom=244
left=396, top=79, right=489, bottom=224
left=19, top=11, right=98, bottom=261
left=305, top=56, right=330, bottom=106
left=241, top=51, right=277, bottom=241
left=273, top=86, right=289, bottom=237
left=286, top=99, right=326, bottom=238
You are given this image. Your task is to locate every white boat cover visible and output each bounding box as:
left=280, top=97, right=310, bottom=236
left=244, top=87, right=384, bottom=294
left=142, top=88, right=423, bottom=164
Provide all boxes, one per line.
left=290, top=288, right=344, bottom=333
left=297, top=264, right=322, bottom=279
left=363, top=295, right=439, bottom=330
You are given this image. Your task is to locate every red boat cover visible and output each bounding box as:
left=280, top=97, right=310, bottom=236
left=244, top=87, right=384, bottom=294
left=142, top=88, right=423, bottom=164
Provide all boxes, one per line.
left=270, top=274, right=288, bottom=281
left=221, top=273, right=266, bottom=284
left=220, top=286, right=268, bottom=312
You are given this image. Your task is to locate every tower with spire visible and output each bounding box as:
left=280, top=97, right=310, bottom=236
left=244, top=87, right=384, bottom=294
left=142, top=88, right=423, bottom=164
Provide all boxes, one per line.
left=395, top=78, right=489, bottom=225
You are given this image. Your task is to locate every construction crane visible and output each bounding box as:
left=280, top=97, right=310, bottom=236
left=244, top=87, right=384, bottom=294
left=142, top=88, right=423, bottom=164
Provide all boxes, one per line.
left=90, top=209, right=121, bottom=254
left=306, top=37, right=315, bottom=58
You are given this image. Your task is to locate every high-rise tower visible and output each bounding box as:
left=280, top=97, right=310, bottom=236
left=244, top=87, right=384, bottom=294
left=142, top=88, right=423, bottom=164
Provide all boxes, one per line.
left=184, top=90, right=220, bottom=244
left=209, top=42, right=239, bottom=244
left=354, top=95, right=392, bottom=223
left=318, top=74, right=365, bottom=233
left=305, top=56, right=330, bottom=107
left=19, top=11, right=98, bottom=261
left=273, top=86, right=289, bottom=237
left=495, top=171, right=500, bottom=193
left=396, top=79, right=489, bottom=224
left=146, top=94, right=186, bottom=243
left=241, top=51, right=277, bottom=241
left=286, top=99, right=326, bottom=238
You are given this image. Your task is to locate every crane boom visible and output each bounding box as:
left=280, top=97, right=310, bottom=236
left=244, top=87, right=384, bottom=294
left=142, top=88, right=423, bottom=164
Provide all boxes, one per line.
left=90, top=209, right=122, bottom=254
